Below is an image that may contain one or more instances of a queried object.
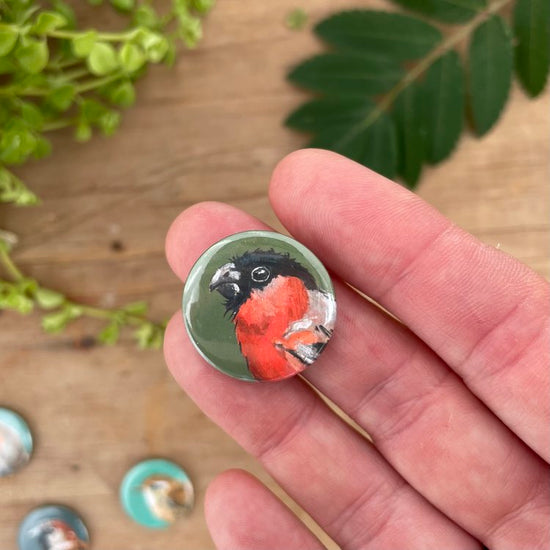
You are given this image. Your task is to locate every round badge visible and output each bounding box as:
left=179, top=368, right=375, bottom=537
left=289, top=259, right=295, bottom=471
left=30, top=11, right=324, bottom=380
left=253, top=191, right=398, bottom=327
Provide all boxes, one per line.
left=120, top=458, right=194, bottom=529
left=183, top=230, right=336, bottom=382
left=17, top=504, right=90, bottom=550
left=0, top=407, right=33, bottom=478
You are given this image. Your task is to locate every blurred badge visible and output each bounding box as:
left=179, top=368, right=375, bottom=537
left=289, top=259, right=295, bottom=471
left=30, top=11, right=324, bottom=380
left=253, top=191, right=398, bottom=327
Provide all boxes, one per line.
left=183, top=230, right=336, bottom=382
left=18, top=504, right=90, bottom=550
left=0, top=407, right=33, bottom=477
left=120, top=458, right=194, bottom=529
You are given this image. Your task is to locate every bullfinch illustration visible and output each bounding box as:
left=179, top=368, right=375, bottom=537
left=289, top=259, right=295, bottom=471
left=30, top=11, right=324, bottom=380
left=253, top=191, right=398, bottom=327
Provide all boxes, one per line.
left=0, top=423, right=29, bottom=477
left=142, top=475, right=192, bottom=523
left=29, top=519, right=89, bottom=550
left=209, top=249, right=335, bottom=381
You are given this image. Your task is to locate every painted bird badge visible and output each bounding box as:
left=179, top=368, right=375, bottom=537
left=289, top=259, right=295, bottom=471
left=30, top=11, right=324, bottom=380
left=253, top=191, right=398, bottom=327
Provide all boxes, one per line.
left=0, top=423, right=29, bottom=477
left=142, top=475, right=193, bottom=523
left=209, top=249, right=335, bottom=381
left=29, top=520, right=89, bottom=550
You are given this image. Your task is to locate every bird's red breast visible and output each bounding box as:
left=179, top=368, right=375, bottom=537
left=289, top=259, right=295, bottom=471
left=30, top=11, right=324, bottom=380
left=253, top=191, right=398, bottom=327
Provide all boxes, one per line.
left=234, top=275, right=309, bottom=381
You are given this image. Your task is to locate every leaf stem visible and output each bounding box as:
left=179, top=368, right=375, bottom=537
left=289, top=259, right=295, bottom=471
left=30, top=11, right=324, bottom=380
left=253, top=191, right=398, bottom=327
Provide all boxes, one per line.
left=0, top=71, right=124, bottom=99
left=48, top=28, right=137, bottom=42
left=43, top=118, right=76, bottom=131
left=75, top=71, right=124, bottom=93
left=362, top=0, right=514, bottom=129
left=0, top=243, right=23, bottom=281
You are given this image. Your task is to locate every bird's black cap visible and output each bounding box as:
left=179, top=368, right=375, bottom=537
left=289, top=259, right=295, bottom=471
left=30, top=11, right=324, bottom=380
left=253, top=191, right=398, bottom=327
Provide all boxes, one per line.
left=210, top=249, right=317, bottom=317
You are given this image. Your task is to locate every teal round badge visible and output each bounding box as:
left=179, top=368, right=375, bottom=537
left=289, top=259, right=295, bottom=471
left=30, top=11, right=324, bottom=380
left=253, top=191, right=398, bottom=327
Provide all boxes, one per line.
left=18, top=504, right=89, bottom=550
left=183, top=230, right=336, bottom=382
left=120, top=458, right=194, bottom=529
left=0, top=407, right=33, bottom=477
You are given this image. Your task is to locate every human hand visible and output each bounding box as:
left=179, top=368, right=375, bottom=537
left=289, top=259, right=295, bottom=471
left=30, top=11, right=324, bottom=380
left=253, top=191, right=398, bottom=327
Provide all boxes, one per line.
left=164, top=150, right=549, bottom=550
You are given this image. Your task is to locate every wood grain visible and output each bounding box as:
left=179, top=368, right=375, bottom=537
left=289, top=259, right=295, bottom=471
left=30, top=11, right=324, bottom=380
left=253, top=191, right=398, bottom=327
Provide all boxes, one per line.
left=0, top=1, right=548, bottom=548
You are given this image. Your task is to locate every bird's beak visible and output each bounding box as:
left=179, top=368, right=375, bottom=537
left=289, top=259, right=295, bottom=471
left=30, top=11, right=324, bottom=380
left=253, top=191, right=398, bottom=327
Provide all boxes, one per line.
left=209, top=263, right=241, bottom=298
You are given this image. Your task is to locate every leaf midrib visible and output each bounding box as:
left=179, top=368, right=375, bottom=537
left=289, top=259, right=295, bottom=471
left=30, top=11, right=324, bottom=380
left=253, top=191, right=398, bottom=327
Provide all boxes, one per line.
left=318, top=71, right=400, bottom=82
left=441, top=0, right=486, bottom=13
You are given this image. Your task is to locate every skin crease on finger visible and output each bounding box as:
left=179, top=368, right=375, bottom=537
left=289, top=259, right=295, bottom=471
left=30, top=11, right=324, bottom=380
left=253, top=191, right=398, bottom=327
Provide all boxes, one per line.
left=165, top=201, right=550, bottom=550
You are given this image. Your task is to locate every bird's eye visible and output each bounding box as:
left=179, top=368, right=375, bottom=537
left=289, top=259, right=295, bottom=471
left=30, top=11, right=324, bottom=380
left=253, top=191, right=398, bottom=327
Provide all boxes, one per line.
left=251, top=266, right=270, bottom=282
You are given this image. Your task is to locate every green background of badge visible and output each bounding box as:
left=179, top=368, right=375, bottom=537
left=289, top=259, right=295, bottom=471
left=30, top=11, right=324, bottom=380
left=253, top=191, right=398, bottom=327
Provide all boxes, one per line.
left=18, top=505, right=89, bottom=550
left=182, top=231, right=335, bottom=381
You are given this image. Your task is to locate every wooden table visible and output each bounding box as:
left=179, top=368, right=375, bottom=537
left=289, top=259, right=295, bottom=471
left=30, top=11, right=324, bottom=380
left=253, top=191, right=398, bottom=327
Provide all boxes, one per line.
left=1, top=1, right=548, bottom=548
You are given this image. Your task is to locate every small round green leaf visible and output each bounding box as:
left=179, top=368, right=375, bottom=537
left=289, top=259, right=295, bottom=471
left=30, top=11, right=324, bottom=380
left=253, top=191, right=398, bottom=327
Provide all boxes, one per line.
left=118, top=42, right=145, bottom=72
left=20, top=101, right=44, bottom=128
left=110, top=0, right=135, bottom=11
left=87, top=41, right=118, bottom=75
left=50, top=0, right=76, bottom=29
left=72, top=30, right=98, bottom=58
left=98, top=111, right=121, bottom=136
left=75, top=121, right=92, bottom=142
left=0, top=24, right=19, bottom=56
left=0, top=57, right=16, bottom=74
left=0, top=129, right=38, bottom=165
left=42, top=310, right=69, bottom=332
left=45, top=83, right=76, bottom=111
left=16, top=39, right=49, bottom=74
left=286, top=8, right=308, bottom=31
left=108, top=80, right=135, bottom=107
left=80, top=99, right=106, bottom=122
left=35, top=288, right=65, bottom=309
left=177, top=16, right=202, bottom=48
left=132, top=5, right=160, bottom=28
left=136, top=30, right=169, bottom=62
left=31, top=11, right=68, bottom=34
left=98, top=321, right=120, bottom=345
left=33, top=136, right=52, bottom=160
left=191, top=0, right=215, bottom=13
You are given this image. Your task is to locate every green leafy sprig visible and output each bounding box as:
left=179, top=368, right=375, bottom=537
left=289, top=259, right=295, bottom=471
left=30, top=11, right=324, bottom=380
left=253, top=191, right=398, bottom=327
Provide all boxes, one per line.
left=0, top=0, right=213, bottom=205
left=285, top=0, right=549, bottom=188
left=0, top=0, right=213, bottom=347
left=0, top=233, right=166, bottom=348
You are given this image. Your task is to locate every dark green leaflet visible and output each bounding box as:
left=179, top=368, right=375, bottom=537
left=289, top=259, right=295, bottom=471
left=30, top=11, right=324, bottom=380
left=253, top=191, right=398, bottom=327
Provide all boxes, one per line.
left=468, top=15, right=513, bottom=136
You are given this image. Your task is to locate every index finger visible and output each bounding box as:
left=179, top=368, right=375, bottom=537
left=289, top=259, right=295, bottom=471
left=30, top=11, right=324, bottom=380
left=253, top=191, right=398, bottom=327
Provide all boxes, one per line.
left=269, top=149, right=550, bottom=462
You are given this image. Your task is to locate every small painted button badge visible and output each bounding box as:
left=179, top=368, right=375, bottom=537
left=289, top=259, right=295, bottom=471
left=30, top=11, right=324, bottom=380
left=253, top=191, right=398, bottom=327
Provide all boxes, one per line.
left=0, top=407, right=33, bottom=477
left=183, top=230, right=336, bottom=382
left=120, top=458, right=194, bottom=529
left=18, top=504, right=90, bottom=550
